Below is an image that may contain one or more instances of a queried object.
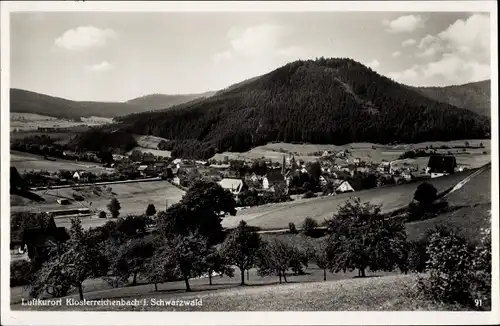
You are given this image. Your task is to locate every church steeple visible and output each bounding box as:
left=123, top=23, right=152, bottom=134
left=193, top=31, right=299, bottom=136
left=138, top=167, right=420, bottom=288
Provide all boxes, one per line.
left=281, top=155, right=286, bottom=175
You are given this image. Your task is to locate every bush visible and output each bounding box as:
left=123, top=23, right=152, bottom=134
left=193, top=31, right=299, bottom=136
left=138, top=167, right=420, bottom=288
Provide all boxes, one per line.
left=469, top=228, right=491, bottom=309
left=11, top=260, right=34, bottom=287
left=302, top=190, right=316, bottom=199
left=407, top=239, right=428, bottom=273
left=417, top=228, right=475, bottom=306
left=414, top=182, right=438, bottom=206
left=288, top=222, right=298, bottom=234
left=302, top=217, right=319, bottom=237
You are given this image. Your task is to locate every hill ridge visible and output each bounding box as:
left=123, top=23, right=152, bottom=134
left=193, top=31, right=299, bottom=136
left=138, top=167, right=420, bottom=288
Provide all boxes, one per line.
left=115, top=57, right=490, bottom=159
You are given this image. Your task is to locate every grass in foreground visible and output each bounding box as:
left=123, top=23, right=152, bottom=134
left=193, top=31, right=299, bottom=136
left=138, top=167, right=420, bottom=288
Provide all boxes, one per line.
left=13, top=274, right=470, bottom=311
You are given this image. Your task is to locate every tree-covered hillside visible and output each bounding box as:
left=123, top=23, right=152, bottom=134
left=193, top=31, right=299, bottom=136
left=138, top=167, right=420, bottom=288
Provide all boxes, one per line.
left=111, top=58, right=489, bottom=159
left=412, top=80, right=491, bottom=117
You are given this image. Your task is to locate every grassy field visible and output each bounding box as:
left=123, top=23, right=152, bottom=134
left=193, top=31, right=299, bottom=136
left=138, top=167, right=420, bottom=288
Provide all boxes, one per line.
left=10, top=112, right=112, bottom=132
left=10, top=180, right=185, bottom=229
left=211, top=139, right=490, bottom=166
left=11, top=273, right=468, bottom=311
left=10, top=151, right=112, bottom=174
left=222, top=169, right=480, bottom=230
left=127, top=135, right=173, bottom=158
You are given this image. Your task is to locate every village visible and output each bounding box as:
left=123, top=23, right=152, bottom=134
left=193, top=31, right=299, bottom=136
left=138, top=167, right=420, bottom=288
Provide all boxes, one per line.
left=12, top=142, right=462, bottom=212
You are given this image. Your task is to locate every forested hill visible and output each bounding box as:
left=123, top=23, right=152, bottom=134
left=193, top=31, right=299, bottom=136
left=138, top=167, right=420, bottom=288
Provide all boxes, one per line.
left=9, top=89, right=216, bottom=120
left=115, top=58, right=490, bottom=159
left=412, top=80, right=491, bottom=117
left=126, top=91, right=217, bottom=110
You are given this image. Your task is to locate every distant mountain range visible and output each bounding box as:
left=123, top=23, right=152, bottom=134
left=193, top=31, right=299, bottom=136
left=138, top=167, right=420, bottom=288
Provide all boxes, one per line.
left=9, top=89, right=216, bottom=121
left=412, top=80, right=491, bottom=117
left=114, top=58, right=490, bottom=159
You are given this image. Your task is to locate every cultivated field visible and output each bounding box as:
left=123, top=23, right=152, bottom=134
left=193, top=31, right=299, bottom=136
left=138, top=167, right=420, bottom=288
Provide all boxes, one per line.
left=222, top=168, right=482, bottom=230
left=10, top=112, right=112, bottom=132
left=10, top=151, right=111, bottom=174
left=211, top=139, right=491, bottom=167
left=10, top=180, right=185, bottom=229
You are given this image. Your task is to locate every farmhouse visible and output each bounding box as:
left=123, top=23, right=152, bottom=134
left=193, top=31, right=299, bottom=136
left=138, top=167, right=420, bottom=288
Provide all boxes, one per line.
left=263, top=170, right=288, bottom=191
left=72, top=171, right=89, bottom=182
left=426, top=155, right=457, bottom=178
left=332, top=179, right=355, bottom=193
left=219, top=178, right=246, bottom=199
left=21, top=218, right=70, bottom=262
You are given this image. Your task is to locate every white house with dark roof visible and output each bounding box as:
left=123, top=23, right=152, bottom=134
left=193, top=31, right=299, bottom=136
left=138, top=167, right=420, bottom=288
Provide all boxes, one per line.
left=219, top=178, right=246, bottom=199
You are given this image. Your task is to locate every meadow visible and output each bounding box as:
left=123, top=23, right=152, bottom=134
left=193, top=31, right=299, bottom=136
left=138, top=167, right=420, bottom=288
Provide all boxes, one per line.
left=10, top=112, right=112, bottom=132
left=10, top=151, right=111, bottom=174
left=11, top=273, right=466, bottom=311
left=222, top=168, right=482, bottom=230
left=211, top=139, right=491, bottom=167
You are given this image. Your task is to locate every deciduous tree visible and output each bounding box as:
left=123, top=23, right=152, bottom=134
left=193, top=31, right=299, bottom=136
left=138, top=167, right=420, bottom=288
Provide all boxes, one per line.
left=220, top=221, right=261, bottom=285
left=324, top=197, right=408, bottom=277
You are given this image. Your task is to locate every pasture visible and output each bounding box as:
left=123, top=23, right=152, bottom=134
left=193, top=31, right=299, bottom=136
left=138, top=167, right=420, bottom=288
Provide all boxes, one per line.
left=222, top=168, right=481, bottom=230
left=11, top=273, right=466, bottom=311
left=10, top=151, right=111, bottom=174
left=211, top=139, right=491, bottom=167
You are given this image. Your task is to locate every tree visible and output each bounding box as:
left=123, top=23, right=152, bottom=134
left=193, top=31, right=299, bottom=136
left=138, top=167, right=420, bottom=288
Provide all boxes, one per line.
left=129, top=149, right=143, bottom=162
left=306, top=161, right=322, bottom=181
left=309, top=239, right=329, bottom=281
left=156, top=180, right=236, bottom=245
left=205, top=248, right=234, bottom=286
left=302, top=217, right=319, bottom=237
left=107, top=198, right=121, bottom=218
left=10, top=167, right=24, bottom=191
left=108, top=237, right=155, bottom=286
left=30, top=218, right=109, bottom=300
left=154, top=232, right=209, bottom=292
left=324, top=197, right=408, bottom=277
left=257, top=238, right=305, bottom=284
left=413, top=182, right=438, bottom=207
left=288, top=222, right=298, bottom=234
left=99, top=211, right=107, bottom=219
left=220, top=221, right=261, bottom=285
left=146, top=204, right=157, bottom=217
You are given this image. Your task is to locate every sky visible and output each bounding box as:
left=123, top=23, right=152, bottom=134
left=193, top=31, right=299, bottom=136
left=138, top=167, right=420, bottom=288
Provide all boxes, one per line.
left=10, top=11, right=492, bottom=102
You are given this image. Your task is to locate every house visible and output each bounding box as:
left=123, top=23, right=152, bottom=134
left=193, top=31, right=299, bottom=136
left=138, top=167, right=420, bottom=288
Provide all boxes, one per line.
left=332, top=179, right=355, bottom=193
left=246, top=173, right=262, bottom=183
left=352, top=158, right=361, bottom=165
left=21, top=218, right=70, bottom=262
left=172, top=158, right=183, bottom=165
left=218, top=178, right=246, bottom=198
left=322, top=150, right=331, bottom=157
left=72, top=171, right=89, bottom=182
left=153, top=162, right=167, bottom=173
left=262, top=170, right=287, bottom=191
left=172, top=176, right=181, bottom=185
left=426, top=155, right=457, bottom=178
left=56, top=198, right=70, bottom=205
left=378, top=161, right=391, bottom=172
left=137, top=165, right=149, bottom=176
left=195, top=160, right=209, bottom=166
